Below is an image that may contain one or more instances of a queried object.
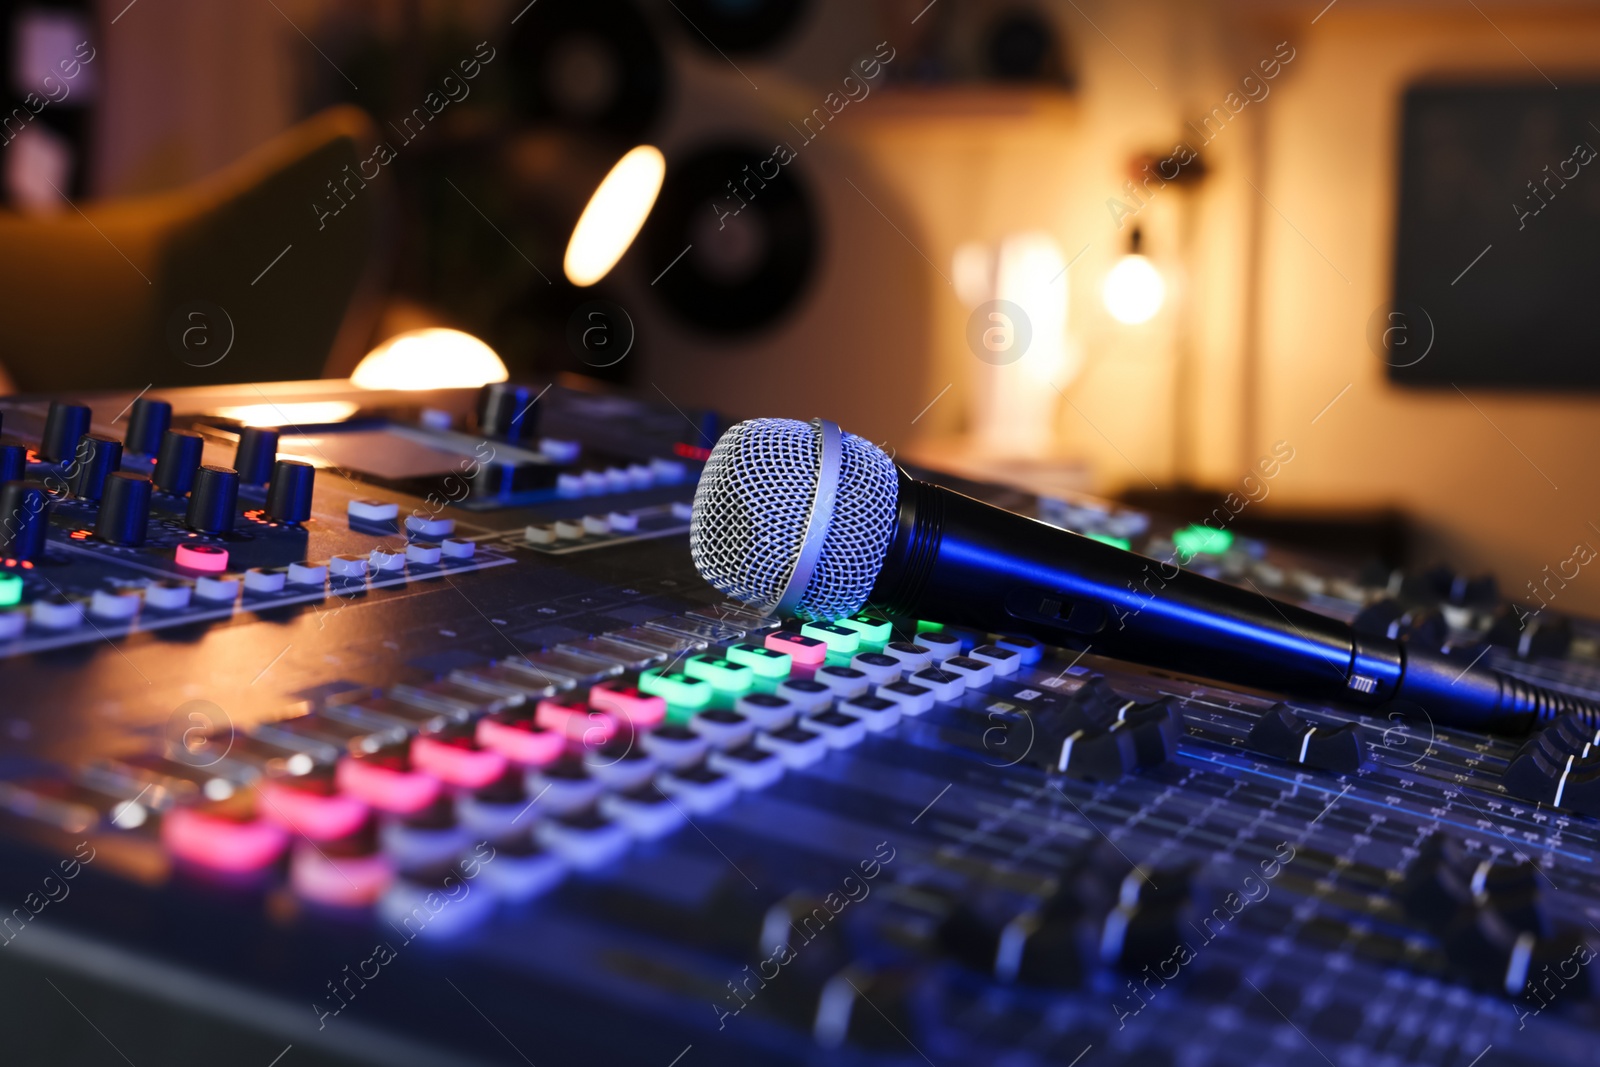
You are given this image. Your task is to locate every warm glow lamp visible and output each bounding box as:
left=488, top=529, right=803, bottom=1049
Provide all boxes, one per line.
left=350, top=328, right=510, bottom=391
left=563, top=145, right=666, bottom=287
left=1103, top=227, right=1165, bottom=325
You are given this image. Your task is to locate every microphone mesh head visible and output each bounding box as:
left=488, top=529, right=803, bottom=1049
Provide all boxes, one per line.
left=691, top=418, right=899, bottom=620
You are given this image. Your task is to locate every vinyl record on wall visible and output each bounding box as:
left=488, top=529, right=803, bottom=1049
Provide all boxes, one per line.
left=505, top=0, right=668, bottom=140
left=668, top=0, right=810, bottom=55
left=640, top=143, right=818, bottom=336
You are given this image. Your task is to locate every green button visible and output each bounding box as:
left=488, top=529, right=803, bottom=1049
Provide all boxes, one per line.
left=726, top=643, right=791, bottom=679
left=834, top=613, right=892, bottom=649
left=683, top=655, right=755, bottom=694
left=1087, top=532, right=1132, bottom=550
left=1173, top=524, right=1233, bottom=558
left=800, top=621, right=860, bottom=655
left=638, top=669, right=712, bottom=710
left=915, top=619, right=945, bottom=634
left=0, top=573, right=20, bottom=608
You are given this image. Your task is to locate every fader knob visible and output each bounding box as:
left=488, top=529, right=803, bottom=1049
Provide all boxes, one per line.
left=0, top=482, right=49, bottom=560
left=123, top=397, right=172, bottom=456
left=477, top=383, right=541, bottom=440
left=233, top=427, right=279, bottom=486
left=95, top=473, right=152, bottom=546
left=185, top=465, right=239, bottom=534
left=265, top=460, right=314, bottom=524
left=39, top=401, right=90, bottom=463
left=0, top=445, right=25, bottom=482
left=67, top=434, right=123, bottom=502
left=153, top=430, right=204, bottom=495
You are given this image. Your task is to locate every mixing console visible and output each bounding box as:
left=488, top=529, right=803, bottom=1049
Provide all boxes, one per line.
left=1, top=380, right=1597, bottom=1067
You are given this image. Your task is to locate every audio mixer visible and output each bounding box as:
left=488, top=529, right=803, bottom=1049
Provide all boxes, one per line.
left=1, top=380, right=1598, bottom=1067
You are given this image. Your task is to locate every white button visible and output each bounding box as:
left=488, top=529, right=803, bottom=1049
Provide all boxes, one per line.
left=582, top=515, right=610, bottom=535
left=909, top=668, right=965, bottom=702
left=405, top=515, right=455, bottom=538
left=603, top=468, right=631, bottom=491
left=687, top=711, right=755, bottom=751
left=706, top=747, right=785, bottom=790
left=814, top=665, right=870, bottom=699
left=288, top=562, right=328, bottom=585
left=525, top=524, right=557, bottom=545
left=348, top=499, right=399, bottom=521
left=915, top=631, right=963, bottom=661
left=803, top=711, right=868, bottom=749
left=625, top=464, right=654, bottom=489
left=968, top=645, right=1021, bottom=676
left=535, top=817, right=631, bottom=871
left=329, top=555, right=368, bottom=578
left=849, top=653, right=902, bottom=685
left=607, top=511, right=639, bottom=533
left=651, top=458, right=686, bottom=483
left=776, top=680, right=833, bottom=715
left=875, top=681, right=936, bottom=715
left=195, top=575, right=241, bottom=602
left=580, top=471, right=607, bottom=493
left=840, top=696, right=901, bottom=732
left=941, top=656, right=996, bottom=688
left=881, top=642, right=935, bottom=672
left=0, top=610, right=24, bottom=640
left=754, top=727, right=829, bottom=768
left=405, top=542, right=442, bottom=565
left=734, top=694, right=797, bottom=731
left=90, top=589, right=141, bottom=620
left=441, top=539, right=475, bottom=559
left=598, top=791, right=686, bottom=840
left=244, top=568, right=287, bottom=593
left=369, top=547, right=406, bottom=572
left=539, top=438, right=581, bottom=464
left=556, top=473, right=584, bottom=497
left=145, top=581, right=193, bottom=610
left=670, top=502, right=693, bottom=521
left=554, top=520, right=585, bottom=540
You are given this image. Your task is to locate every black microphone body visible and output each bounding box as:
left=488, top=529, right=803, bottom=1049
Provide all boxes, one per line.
left=870, top=474, right=1598, bottom=735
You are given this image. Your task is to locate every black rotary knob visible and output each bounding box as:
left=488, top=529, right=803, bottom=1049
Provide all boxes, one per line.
left=0, top=482, right=49, bottom=560
left=123, top=397, right=172, bottom=456
left=153, top=430, right=204, bottom=496
left=95, top=473, right=152, bottom=546
left=39, top=401, right=91, bottom=463
left=265, top=459, right=314, bottom=524
left=0, top=445, right=26, bottom=483
left=477, top=383, right=541, bottom=440
left=233, top=427, right=279, bottom=486
left=68, top=434, right=123, bottom=502
left=185, top=465, right=239, bottom=534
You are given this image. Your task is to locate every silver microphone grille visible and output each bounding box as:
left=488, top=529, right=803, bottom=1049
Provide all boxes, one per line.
left=690, top=418, right=900, bottom=621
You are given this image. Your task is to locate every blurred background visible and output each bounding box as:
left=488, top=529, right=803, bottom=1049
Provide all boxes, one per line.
left=3, top=0, right=1599, bottom=611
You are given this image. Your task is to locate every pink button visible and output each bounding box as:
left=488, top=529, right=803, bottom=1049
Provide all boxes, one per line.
left=257, top=780, right=369, bottom=841
left=162, top=807, right=288, bottom=872
left=536, top=699, right=617, bottom=746
left=335, top=755, right=440, bottom=814
left=587, top=683, right=666, bottom=729
left=290, top=843, right=393, bottom=907
left=766, top=630, right=827, bottom=665
left=411, top=734, right=508, bottom=788
left=175, top=542, right=229, bottom=572
left=477, top=715, right=564, bottom=767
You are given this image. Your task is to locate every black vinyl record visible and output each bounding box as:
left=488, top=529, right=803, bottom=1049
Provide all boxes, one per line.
left=641, top=143, right=818, bottom=336
left=505, top=0, right=668, bottom=140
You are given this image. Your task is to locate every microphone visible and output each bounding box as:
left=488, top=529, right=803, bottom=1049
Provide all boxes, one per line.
left=690, top=417, right=1600, bottom=735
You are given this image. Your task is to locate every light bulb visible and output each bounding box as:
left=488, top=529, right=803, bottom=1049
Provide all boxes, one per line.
left=1103, top=254, right=1165, bottom=324
left=350, top=328, right=509, bottom=391
left=564, top=145, right=666, bottom=287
